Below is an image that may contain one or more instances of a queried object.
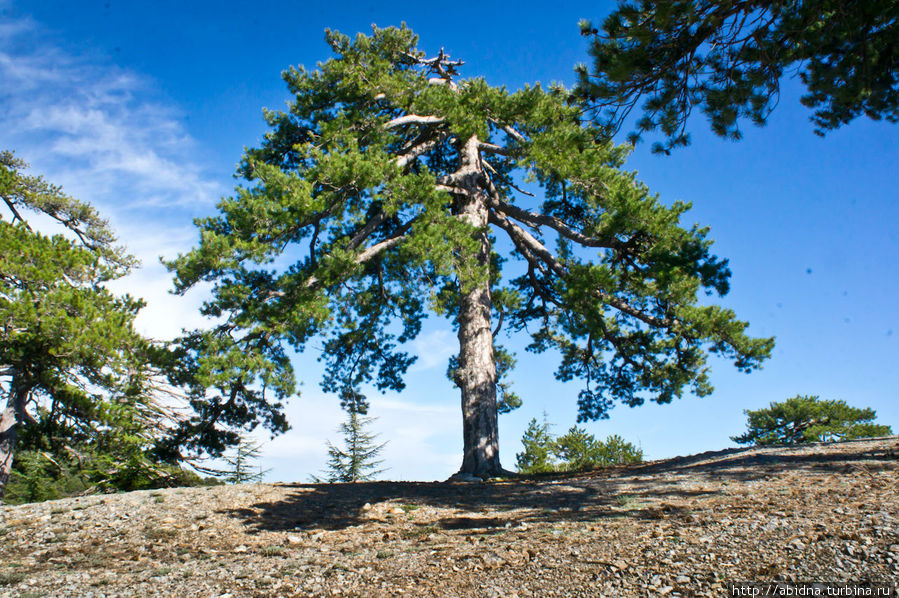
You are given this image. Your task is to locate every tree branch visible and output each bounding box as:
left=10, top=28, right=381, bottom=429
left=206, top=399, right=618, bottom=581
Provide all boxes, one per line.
left=489, top=118, right=527, bottom=143
left=488, top=210, right=566, bottom=277
left=478, top=142, right=510, bottom=156
left=492, top=311, right=505, bottom=338
left=304, top=218, right=416, bottom=288
left=489, top=210, right=675, bottom=329
left=486, top=195, right=620, bottom=249
left=385, top=114, right=445, bottom=129
left=1, top=196, right=32, bottom=230
left=395, top=135, right=445, bottom=169
left=347, top=211, right=389, bottom=251
left=427, top=77, right=459, bottom=91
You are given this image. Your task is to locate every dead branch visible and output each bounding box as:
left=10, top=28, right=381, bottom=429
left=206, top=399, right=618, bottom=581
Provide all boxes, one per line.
left=385, top=114, right=445, bottom=129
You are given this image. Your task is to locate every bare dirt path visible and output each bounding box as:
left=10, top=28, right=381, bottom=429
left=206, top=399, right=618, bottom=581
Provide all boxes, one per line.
left=2, top=437, right=897, bottom=597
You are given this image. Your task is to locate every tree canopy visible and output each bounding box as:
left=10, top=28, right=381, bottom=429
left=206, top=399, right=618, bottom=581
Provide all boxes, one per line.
left=0, top=150, right=172, bottom=496
left=731, top=395, right=893, bottom=446
left=170, top=25, right=773, bottom=477
left=577, top=0, right=899, bottom=153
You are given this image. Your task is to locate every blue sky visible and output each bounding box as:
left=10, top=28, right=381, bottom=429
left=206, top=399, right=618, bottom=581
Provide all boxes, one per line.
left=1, top=0, right=896, bottom=482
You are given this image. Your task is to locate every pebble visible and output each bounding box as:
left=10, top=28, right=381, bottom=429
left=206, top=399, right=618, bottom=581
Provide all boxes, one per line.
left=2, top=436, right=894, bottom=597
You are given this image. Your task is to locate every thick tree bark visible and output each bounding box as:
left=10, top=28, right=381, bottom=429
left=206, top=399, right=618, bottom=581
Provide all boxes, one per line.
left=456, top=267, right=501, bottom=477
left=0, top=375, right=28, bottom=496
left=454, top=136, right=503, bottom=478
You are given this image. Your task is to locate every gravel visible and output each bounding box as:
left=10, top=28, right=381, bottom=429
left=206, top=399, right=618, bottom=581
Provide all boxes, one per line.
left=1, top=436, right=897, bottom=597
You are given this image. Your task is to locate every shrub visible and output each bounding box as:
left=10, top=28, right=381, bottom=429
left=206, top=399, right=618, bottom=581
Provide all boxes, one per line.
left=732, top=395, right=893, bottom=446
left=516, top=417, right=642, bottom=474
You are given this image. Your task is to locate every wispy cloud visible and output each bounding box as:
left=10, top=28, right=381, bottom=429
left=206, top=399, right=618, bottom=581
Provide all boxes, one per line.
left=0, top=15, right=221, bottom=211
left=0, top=11, right=223, bottom=339
left=411, top=329, right=457, bottom=371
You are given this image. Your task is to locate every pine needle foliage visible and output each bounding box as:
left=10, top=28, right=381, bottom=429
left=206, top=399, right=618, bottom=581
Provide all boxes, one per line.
left=314, top=410, right=387, bottom=483
left=731, top=395, right=893, bottom=446
left=578, top=1, right=899, bottom=153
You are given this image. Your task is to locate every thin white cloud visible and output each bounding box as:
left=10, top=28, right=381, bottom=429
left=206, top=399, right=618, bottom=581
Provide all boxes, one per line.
left=411, top=328, right=457, bottom=371
left=0, top=12, right=223, bottom=340
left=0, top=15, right=221, bottom=210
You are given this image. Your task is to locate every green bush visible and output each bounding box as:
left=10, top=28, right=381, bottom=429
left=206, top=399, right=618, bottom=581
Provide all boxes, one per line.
left=3, top=444, right=211, bottom=505
left=732, top=395, right=893, bottom=446
left=4, top=451, right=88, bottom=504
left=516, top=417, right=643, bottom=474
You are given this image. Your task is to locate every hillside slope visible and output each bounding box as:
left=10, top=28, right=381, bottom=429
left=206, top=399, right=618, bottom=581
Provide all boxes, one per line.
left=2, top=437, right=897, bottom=597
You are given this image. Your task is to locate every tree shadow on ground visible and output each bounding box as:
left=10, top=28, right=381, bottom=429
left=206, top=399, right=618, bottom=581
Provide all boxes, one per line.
left=223, top=438, right=898, bottom=534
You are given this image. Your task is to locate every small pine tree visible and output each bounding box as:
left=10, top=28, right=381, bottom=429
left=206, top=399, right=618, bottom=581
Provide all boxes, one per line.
left=222, top=437, right=269, bottom=484
left=315, top=410, right=387, bottom=483
left=594, top=434, right=645, bottom=467
left=516, top=417, right=643, bottom=474
left=515, top=415, right=557, bottom=474
left=554, top=428, right=643, bottom=471
left=732, top=395, right=893, bottom=446
left=554, top=426, right=598, bottom=471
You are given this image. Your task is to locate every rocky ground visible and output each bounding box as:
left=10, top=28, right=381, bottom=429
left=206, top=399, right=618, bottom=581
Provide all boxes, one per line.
left=1, top=437, right=897, bottom=597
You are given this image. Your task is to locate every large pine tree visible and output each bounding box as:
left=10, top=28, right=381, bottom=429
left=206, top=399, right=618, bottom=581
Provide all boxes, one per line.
left=0, top=150, right=160, bottom=495
left=170, top=26, right=773, bottom=478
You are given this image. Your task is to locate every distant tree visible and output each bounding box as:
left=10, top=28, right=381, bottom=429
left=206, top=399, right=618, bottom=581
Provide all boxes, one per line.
left=555, top=428, right=643, bottom=470
left=577, top=1, right=899, bottom=153
left=220, top=436, right=270, bottom=484
left=0, top=150, right=171, bottom=498
left=168, top=25, right=772, bottom=478
left=516, top=415, right=642, bottom=474
left=314, top=409, right=387, bottom=483
left=516, top=415, right=558, bottom=474
left=731, top=395, right=894, bottom=446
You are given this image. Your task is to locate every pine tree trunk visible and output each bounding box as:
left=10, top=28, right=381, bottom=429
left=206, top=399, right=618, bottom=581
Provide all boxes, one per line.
left=0, top=376, right=28, bottom=496
left=456, top=275, right=501, bottom=477
left=454, top=135, right=502, bottom=478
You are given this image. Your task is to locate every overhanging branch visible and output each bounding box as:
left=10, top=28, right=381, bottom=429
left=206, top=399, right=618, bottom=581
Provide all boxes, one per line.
left=396, top=135, right=445, bottom=169
left=486, top=195, right=620, bottom=250
left=489, top=210, right=675, bottom=329
left=304, top=218, right=417, bottom=288
left=478, top=142, right=510, bottom=156
left=347, top=211, right=389, bottom=251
